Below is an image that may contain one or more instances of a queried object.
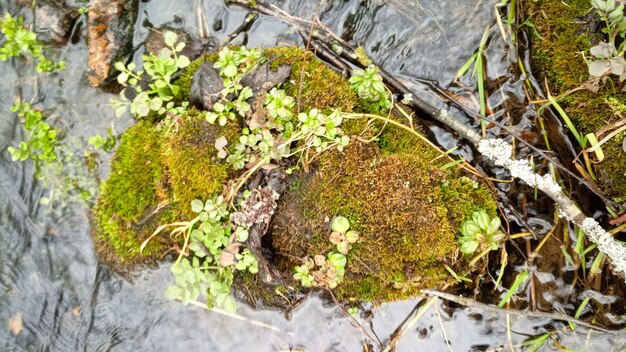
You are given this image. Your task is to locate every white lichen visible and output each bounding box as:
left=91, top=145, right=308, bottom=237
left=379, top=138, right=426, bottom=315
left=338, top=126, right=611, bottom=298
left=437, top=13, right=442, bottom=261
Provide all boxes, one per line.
left=581, top=217, right=626, bottom=275
left=480, top=138, right=626, bottom=279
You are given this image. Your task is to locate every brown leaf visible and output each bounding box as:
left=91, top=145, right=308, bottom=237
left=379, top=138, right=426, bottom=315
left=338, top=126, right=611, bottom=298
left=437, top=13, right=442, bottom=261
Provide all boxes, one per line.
left=314, top=255, right=326, bottom=267
left=337, top=241, right=349, bottom=255
left=329, top=231, right=342, bottom=245
left=8, top=313, right=23, bottom=336
left=214, top=136, right=228, bottom=150
left=219, top=235, right=241, bottom=267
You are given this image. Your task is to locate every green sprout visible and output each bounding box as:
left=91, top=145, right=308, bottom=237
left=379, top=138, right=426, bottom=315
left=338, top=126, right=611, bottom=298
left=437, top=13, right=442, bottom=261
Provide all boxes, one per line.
left=588, top=0, right=626, bottom=80
left=329, top=216, right=359, bottom=255
left=293, top=215, right=355, bottom=288
left=0, top=13, right=65, bottom=72
left=146, top=196, right=259, bottom=313
left=7, top=100, right=59, bottom=165
left=458, top=209, right=505, bottom=259
left=349, top=65, right=391, bottom=111
left=88, top=128, right=116, bottom=151
left=111, top=31, right=190, bottom=120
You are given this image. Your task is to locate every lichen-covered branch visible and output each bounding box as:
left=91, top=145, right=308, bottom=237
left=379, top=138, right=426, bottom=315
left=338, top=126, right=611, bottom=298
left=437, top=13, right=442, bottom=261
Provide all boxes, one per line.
left=477, top=138, right=626, bottom=278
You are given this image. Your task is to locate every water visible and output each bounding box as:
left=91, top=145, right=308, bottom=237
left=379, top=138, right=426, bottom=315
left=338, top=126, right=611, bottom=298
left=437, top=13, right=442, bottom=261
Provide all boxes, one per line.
left=1, top=0, right=625, bottom=350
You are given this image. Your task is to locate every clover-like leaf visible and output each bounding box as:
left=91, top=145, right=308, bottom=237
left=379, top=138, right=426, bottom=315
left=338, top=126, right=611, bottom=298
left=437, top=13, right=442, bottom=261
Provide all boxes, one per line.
left=163, top=31, right=177, bottom=47
left=460, top=240, right=479, bottom=254
left=486, top=217, right=501, bottom=235
left=191, top=199, right=204, bottom=213
left=345, top=230, right=359, bottom=243
left=332, top=216, right=350, bottom=234
left=589, top=59, right=611, bottom=77
left=472, top=210, right=491, bottom=231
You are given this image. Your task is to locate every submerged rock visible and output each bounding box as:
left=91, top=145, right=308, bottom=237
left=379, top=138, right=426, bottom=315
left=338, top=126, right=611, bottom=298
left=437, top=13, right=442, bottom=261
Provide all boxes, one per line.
left=87, top=0, right=137, bottom=87
left=34, top=0, right=78, bottom=44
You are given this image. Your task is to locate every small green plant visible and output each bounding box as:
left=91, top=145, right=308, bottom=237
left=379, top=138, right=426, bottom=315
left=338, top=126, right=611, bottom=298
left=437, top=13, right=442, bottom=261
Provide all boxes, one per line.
left=88, top=128, right=116, bottom=151
left=111, top=31, right=190, bottom=119
left=147, top=196, right=258, bottom=312
left=7, top=100, right=59, bottom=165
left=205, top=46, right=261, bottom=126
left=293, top=216, right=355, bottom=289
left=588, top=0, right=626, bottom=80
left=458, top=209, right=505, bottom=256
left=349, top=65, right=392, bottom=111
left=0, top=13, right=65, bottom=72
left=329, top=216, right=360, bottom=255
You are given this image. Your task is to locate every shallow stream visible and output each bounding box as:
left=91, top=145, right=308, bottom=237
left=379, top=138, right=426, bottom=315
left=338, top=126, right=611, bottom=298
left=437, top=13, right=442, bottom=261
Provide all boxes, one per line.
left=1, top=0, right=625, bottom=351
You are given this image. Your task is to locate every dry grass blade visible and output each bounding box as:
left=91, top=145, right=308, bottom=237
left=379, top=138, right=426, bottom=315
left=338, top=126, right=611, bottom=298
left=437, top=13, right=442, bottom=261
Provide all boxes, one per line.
left=421, top=289, right=623, bottom=335
left=185, top=299, right=290, bottom=333
left=381, top=296, right=438, bottom=352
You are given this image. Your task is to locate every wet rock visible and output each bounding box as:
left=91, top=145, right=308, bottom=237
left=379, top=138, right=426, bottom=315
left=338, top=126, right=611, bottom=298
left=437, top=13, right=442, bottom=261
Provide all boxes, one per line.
left=87, top=0, right=137, bottom=87
left=144, top=27, right=214, bottom=59
left=188, top=61, right=225, bottom=110
left=188, top=61, right=291, bottom=111
left=34, top=0, right=78, bottom=44
left=241, top=62, right=292, bottom=97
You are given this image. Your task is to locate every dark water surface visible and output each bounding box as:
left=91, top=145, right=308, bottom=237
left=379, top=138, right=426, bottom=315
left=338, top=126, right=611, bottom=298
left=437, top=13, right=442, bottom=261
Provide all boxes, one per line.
left=1, top=0, right=625, bottom=351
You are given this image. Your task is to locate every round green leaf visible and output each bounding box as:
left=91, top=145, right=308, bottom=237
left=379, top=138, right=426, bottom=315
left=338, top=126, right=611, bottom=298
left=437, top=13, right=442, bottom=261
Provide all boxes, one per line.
left=191, top=199, right=204, bottom=213
left=332, top=216, right=350, bottom=233
left=223, top=64, right=238, bottom=78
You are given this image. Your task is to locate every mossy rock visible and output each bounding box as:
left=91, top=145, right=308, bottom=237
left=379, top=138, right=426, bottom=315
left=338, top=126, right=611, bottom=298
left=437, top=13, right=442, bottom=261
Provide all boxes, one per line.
left=92, top=112, right=239, bottom=265
left=270, top=139, right=497, bottom=302
left=92, top=120, right=171, bottom=267
left=94, top=45, right=498, bottom=304
left=525, top=0, right=626, bottom=198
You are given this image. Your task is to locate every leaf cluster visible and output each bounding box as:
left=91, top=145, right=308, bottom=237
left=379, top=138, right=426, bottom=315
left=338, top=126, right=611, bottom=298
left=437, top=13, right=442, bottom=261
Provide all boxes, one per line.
left=7, top=100, right=59, bottom=165
left=111, top=31, right=190, bottom=119
left=88, top=128, right=116, bottom=152
left=161, top=196, right=258, bottom=312
left=349, top=65, right=391, bottom=111
left=588, top=0, right=626, bottom=80
left=458, top=209, right=504, bottom=255
left=0, top=13, right=65, bottom=72
left=293, top=216, right=355, bottom=289
left=205, top=47, right=262, bottom=126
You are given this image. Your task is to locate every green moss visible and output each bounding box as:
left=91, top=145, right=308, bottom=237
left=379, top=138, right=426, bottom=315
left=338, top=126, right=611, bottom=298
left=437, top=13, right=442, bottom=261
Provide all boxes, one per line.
left=93, top=111, right=240, bottom=265
left=526, top=0, right=626, bottom=197
left=178, top=54, right=210, bottom=101
left=92, top=121, right=170, bottom=265
left=161, top=109, right=240, bottom=216
left=271, top=140, right=497, bottom=302
left=264, top=47, right=359, bottom=113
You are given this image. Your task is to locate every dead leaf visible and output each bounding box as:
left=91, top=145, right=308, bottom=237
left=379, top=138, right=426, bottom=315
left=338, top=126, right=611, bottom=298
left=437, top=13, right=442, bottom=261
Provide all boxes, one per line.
left=8, top=313, right=23, bottom=336
left=214, top=136, right=228, bottom=150
left=314, top=255, right=326, bottom=266
left=329, top=231, right=342, bottom=245
left=219, top=235, right=241, bottom=267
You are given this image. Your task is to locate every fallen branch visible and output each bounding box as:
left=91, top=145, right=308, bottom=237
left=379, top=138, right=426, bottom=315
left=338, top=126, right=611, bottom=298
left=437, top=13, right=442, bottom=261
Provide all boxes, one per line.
left=421, top=289, right=624, bottom=335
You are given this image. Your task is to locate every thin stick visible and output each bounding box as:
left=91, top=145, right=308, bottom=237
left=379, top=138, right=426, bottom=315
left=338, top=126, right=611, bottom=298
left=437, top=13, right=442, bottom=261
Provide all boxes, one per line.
left=434, top=299, right=453, bottom=352
left=185, top=298, right=289, bottom=333
left=381, top=297, right=438, bottom=352
left=421, top=289, right=623, bottom=335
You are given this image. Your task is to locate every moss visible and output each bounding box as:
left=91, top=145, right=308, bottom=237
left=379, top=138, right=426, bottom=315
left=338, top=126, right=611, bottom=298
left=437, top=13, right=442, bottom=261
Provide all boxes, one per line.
left=92, top=121, right=171, bottom=265
left=161, top=109, right=240, bottom=216
left=271, top=140, right=497, bottom=302
left=525, top=0, right=626, bottom=197
left=178, top=54, right=210, bottom=101
left=93, top=111, right=241, bottom=265
left=264, top=47, right=359, bottom=113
